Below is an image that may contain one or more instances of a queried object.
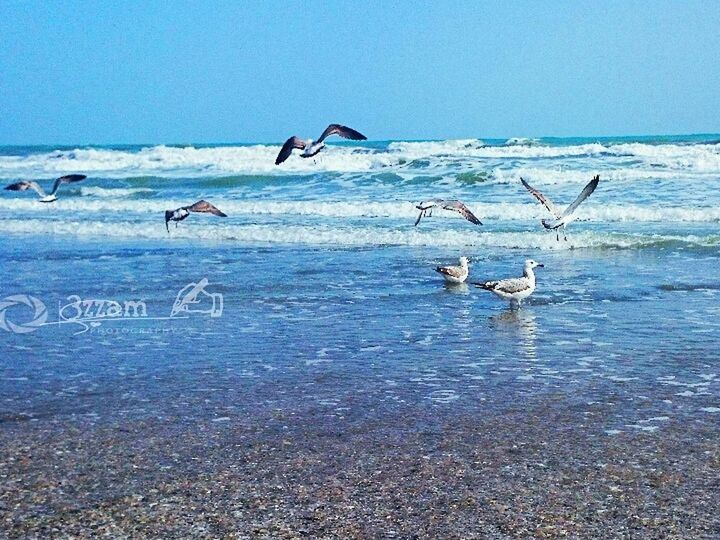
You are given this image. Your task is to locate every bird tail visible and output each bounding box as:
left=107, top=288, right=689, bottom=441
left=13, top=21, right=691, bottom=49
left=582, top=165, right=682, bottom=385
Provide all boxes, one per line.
left=471, top=282, right=492, bottom=290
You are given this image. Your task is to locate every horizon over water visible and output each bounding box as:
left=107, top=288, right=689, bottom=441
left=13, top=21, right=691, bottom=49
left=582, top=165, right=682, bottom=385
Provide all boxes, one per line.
left=2, top=133, right=720, bottom=535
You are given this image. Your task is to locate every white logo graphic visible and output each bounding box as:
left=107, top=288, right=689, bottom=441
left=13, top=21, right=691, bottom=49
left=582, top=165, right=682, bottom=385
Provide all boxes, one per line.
left=171, top=278, right=223, bottom=318
left=0, top=279, right=222, bottom=336
left=0, top=294, right=48, bottom=334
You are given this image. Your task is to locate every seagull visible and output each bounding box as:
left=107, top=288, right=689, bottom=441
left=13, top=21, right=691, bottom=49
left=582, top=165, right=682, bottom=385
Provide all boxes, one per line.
left=473, top=259, right=544, bottom=307
left=521, top=175, right=599, bottom=241
left=165, top=200, right=227, bottom=232
left=435, top=256, right=470, bottom=284
left=4, top=174, right=87, bottom=203
left=275, top=124, right=367, bottom=165
left=414, top=199, right=482, bottom=226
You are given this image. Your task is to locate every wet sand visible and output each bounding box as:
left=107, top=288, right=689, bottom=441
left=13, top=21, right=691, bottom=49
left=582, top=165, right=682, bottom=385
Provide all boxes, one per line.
left=2, top=396, right=719, bottom=539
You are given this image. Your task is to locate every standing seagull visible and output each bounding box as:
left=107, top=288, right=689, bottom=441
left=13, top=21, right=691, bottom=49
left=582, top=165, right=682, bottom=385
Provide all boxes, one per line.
left=165, top=200, right=227, bottom=232
left=4, top=174, right=87, bottom=203
left=275, top=124, right=367, bottom=165
left=435, top=256, right=470, bottom=284
left=414, top=199, right=482, bottom=226
left=473, top=259, right=544, bottom=307
left=521, top=175, right=600, bottom=241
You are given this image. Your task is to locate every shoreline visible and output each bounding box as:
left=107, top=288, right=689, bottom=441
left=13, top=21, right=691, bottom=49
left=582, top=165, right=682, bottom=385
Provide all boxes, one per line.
left=2, top=396, right=718, bottom=538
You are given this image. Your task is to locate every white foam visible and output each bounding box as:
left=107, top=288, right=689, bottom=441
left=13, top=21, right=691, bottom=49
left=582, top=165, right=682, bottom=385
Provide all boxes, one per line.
left=80, top=186, right=154, bottom=198
left=0, top=218, right=713, bottom=249
left=1, top=140, right=719, bottom=178
left=1, top=198, right=719, bottom=224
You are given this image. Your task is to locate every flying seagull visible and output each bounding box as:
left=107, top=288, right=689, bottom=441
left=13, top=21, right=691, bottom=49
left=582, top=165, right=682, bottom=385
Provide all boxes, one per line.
left=165, top=200, right=227, bottom=232
left=435, top=256, right=470, bottom=284
left=473, top=259, right=544, bottom=307
left=4, top=174, right=87, bottom=203
left=414, top=199, right=482, bottom=226
left=521, top=175, right=600, bottom=241
left=275, top=124, right=367, bottom=165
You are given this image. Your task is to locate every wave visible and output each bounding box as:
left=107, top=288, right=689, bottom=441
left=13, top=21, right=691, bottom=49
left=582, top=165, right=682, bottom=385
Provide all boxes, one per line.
left=1, top=199, right=718, bottom=223
left=0, top=140, right=719, bottom=178
left=80, top=186, right=154, bottom=198
left=0, top=218, right=717, bottom=250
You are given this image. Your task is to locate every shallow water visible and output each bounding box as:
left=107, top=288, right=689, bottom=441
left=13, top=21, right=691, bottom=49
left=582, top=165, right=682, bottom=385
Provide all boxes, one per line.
left=0, top=136, right=719, bottom=437
left=1, top=238, right=718, bottom=438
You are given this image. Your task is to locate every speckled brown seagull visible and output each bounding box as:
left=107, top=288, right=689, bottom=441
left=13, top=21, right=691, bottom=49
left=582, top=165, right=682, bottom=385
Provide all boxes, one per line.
left=275, top=124, right=367, bottom=165
left=4, top=174, right=87, bottom=203
left=414, top=199, right=483, bottom=226
left=165, top=200, right=227, bottom=232
left=435, top=256, right=470, bottom=283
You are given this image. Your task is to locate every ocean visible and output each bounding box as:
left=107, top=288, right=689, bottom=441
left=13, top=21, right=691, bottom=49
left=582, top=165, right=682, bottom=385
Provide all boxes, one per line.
left=1, top=135, right=719, bottom=536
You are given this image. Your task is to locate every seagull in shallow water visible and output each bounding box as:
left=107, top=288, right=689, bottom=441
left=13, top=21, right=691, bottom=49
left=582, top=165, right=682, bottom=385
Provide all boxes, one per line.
left=414, top=199, right=482, bottom=226
left=4, top=174, right=87, bottom=203
left=275, top=124, right=367, bottom=165
left=435, top=256, right=470, bottom=284
left=473, top=259, right=544, bottom=307
left=165, top=200, right=227, bottom=232
left=521, top=175, right=599, bottom=241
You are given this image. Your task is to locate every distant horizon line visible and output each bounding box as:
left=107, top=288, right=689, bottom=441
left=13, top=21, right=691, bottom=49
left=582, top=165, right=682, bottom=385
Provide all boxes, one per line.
left=1, top=132, right=719, bottom=148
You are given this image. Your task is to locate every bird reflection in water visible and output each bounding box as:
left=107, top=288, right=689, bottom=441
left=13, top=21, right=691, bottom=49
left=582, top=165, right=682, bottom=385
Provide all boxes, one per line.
left=489, top=308, right=539, bottom=360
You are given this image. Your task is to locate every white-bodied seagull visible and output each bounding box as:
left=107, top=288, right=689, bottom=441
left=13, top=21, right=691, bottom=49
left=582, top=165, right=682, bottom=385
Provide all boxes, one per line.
left=521, top=175, right=599, bottom=241
left=275, top=124, right=367, bottom=165
left=473, top=259, right=544, bottom=307
left=4, top=174, right=87, bottom=203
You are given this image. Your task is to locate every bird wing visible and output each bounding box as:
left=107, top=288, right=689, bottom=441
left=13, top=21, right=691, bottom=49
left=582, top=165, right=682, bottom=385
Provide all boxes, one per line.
left=521, top=178, right=561, bottom=219
left=413, top=200, right=438, bottom=226
left=275, top=136, right=306, bottom=165
left=484, top=277, right=531, bottom=294
left=5, top=180, right=47, bottom=197
left=49, top=174, right=87, bottom=195
left=562, top=175, right=600, bottom=217
left=186, top=200, right=227, bottom=217
left=436, top=265, right=464, bottom=279
left=442, top=200, right=483, bottom=225
left=316, top=124, right=367, bottom=143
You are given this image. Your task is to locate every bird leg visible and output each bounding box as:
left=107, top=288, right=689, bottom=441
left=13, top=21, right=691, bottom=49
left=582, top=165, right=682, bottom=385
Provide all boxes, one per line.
left=563, top=226, right=568, bottom=241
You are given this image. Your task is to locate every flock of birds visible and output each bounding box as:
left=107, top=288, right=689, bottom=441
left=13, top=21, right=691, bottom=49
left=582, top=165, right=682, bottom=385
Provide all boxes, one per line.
left=4, top=123, right=603, bottom=307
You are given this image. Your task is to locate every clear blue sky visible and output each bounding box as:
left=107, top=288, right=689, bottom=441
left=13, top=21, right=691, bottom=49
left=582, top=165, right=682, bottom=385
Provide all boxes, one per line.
left=1, top=1, right=718, bottom=144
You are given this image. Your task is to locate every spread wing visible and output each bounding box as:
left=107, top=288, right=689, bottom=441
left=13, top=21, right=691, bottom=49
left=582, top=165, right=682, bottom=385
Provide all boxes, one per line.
left=185, top=200, right=227, bottom=217
left=316, top=124, right=367, bottom=144
left=5, top=180, right=46, bottom=197
left=562, top=175, right=599, bottom=217
left=521, top=178, right=561, bottom=219
left=275, top=136, right=306, bottom=165
left=49, top=174, right=87, bottom=196
left=442, top=200, right=483, bottom=225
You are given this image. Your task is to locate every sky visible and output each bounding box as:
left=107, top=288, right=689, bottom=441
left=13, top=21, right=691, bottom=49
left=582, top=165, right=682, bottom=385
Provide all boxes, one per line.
left=1, top=1, right=719, bottom=144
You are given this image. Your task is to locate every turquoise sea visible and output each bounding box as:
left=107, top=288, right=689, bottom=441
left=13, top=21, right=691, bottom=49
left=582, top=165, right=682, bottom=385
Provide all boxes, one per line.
left=1, top=135, right=719, bottom=535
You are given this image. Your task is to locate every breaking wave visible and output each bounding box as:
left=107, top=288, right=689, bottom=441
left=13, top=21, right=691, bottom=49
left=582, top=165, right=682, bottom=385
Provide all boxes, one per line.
left=0, top=138, right=719, bottom=178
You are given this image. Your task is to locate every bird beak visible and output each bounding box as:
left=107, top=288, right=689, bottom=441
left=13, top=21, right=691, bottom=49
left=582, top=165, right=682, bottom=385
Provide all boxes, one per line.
left=537, top=263, right=544, bottom=268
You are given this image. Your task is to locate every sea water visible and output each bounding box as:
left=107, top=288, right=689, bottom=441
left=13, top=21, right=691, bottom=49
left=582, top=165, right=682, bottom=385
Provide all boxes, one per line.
left=0, top=135, right=719, bottom=435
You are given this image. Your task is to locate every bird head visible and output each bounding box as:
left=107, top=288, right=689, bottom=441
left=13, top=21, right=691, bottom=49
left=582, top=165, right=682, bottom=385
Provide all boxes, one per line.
left=525, top=259, right=544, bottom=270
left=459, top=256, right=470, bottom=266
